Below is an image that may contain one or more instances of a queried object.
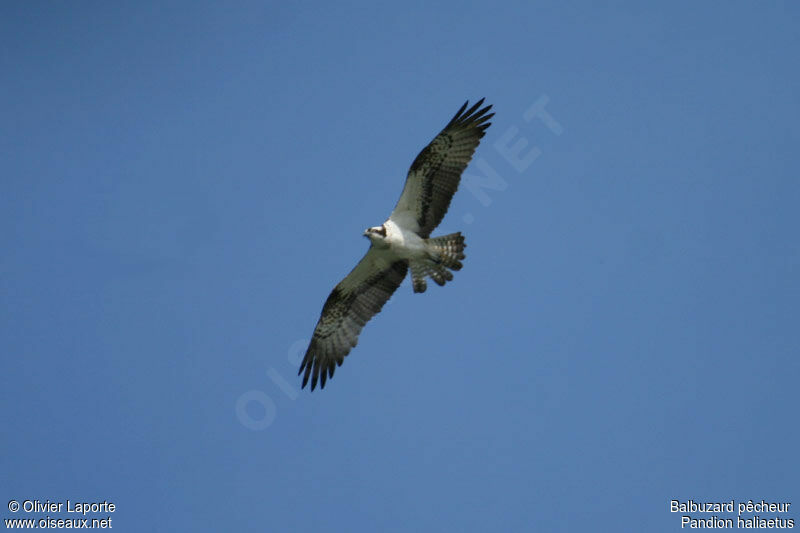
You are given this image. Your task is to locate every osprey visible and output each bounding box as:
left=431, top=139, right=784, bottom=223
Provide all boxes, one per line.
left=299, top=99, right=494, bottom=390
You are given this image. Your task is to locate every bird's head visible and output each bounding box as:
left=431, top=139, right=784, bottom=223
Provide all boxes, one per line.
left=363, top=224, right=388, bottom=244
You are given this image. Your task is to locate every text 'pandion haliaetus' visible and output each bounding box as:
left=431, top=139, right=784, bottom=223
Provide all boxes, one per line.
left=299, top=99, right=494, bottom=390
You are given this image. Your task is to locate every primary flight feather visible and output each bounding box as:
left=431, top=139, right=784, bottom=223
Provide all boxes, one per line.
left=299, top=99, right=494, bottom=390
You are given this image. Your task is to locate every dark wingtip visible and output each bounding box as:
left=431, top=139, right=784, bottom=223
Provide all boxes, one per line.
left=299, top=345, right=314, bottom=390
left=453, top=100, right=469, bottom=121
left=448, top=98, right=493, bottom=128
left=464, top=99, right=483, bottom=118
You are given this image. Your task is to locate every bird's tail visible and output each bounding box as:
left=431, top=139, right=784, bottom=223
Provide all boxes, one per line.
left=410, top=232, right=466, bottom=293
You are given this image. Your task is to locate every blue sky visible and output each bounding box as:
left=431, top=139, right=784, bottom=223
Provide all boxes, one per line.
left=2, top=2, right=798, bottom=531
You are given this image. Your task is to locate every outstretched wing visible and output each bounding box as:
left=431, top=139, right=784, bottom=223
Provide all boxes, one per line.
left=299, top=248, right=408, bottom=390
left=389, top=99, right=493, bottom=238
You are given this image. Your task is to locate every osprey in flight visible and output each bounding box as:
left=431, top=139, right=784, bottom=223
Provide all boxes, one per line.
left=299, top=99, right=494, bottom=390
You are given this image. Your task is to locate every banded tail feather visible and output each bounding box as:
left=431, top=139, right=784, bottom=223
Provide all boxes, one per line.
left=410, top=232, right=467, bottom=293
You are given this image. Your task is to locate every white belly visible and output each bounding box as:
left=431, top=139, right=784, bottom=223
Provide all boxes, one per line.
left=383, top=219, right=427, bottom=259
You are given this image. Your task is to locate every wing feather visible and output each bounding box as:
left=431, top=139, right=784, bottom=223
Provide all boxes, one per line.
left=299, top=248, right=408, bottom=390
left=389, top=99, right=494, bottom=237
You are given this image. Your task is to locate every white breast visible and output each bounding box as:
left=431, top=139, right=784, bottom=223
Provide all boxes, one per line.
left=383, top=219, right=426, bottom=259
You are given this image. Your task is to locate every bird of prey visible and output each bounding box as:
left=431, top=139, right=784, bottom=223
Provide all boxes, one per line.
left=299, top=99, right=494, bottom=390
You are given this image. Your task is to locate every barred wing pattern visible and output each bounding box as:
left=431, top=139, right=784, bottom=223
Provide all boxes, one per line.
left=299, top=249, right=409, bottom=390
left=389, top=99, right=494, bottom=238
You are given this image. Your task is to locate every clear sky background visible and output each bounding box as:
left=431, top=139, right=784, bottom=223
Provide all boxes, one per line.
left=2, top=2, right=798, bottom=531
